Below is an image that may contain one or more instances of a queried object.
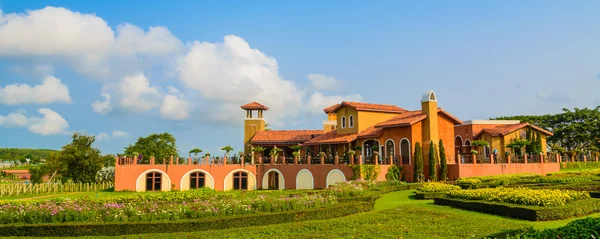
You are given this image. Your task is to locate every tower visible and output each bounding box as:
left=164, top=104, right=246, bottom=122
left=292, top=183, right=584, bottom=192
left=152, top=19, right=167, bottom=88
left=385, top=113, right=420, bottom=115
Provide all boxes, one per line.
left=241, top=102, right=268, bottom=154
left=421, top=90, right=439, bottom=163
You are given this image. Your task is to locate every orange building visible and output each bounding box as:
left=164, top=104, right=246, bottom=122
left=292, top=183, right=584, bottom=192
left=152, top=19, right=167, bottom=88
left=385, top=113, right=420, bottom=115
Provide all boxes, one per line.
left=114, top=90, right=560, bottom=192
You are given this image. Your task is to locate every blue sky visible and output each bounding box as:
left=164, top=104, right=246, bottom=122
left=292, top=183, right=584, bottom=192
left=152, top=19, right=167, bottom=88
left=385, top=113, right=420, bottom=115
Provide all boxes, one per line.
left=0, top=1, right=599, bottom=157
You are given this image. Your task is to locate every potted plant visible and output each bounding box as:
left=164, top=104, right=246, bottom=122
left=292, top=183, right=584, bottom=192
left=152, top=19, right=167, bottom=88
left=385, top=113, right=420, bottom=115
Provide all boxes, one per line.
left=371, top=145, right=380, bottom=155
left=470, top=149, right=479, bottom=155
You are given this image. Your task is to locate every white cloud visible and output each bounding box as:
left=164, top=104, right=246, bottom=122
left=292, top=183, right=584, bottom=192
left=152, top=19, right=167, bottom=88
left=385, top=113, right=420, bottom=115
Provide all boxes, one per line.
left=0, top=76, right=71, bottom=105
left=0, top=112, right=30, bottom=127
left=117, top=74, right=161, bottom=112
left=92, top=92, right=112, bottom=114
left=96, top=130, right=128, bottom=142
left=0, top=108, right=69, bottom=135
left=97, top=132, right=110, bottom=142
left=0, top=7, right=182, bottom=79
left=178, top=35, right=304, bottom=126
left=308, top=74, right=340, bottom=91
left=160, top=94, right=190, bottom=120
left=28, top=108, right=69, bottom=135
left=307, top=92, right=364, bottom=114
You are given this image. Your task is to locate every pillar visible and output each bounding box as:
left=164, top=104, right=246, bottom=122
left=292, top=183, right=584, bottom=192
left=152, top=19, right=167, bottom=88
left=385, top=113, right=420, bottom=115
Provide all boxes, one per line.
left=259, top=156, right=263, bottom=165
left=320, top=155, right=325, bottom=165
left=524, top=155, right=528, bottom=164
left=472, top=154, right=476, bottom=164
left=389, top=155, right=394, bottom=165
left=169, top=155, right=173, bottom=165
left=540, top=153, right=545, bottom=164
left=294, top=156, right=298, bottom=165
left=358, top=155, right=363, bottom=166
left=584, top=156, right=587, bottom=162
left=490, top=154, right=494, bottom=164
left=150, top=157, right=155, bottom=165
left=188, top=157, right=192, bottom=165
left=270, top=156, right=274, bottom=165
left=507, top=155, right=511, bottom=164
left=334, top=155, right=339, bottom=165
left=282, top=156, right=286, bottom=165
left=375, top=155, right=379, bottom=165
left=350, top=155, right=354, bottom=165
left=223, top=156, right=227, bottom=165
left=307, top=156, right=312, bottom=165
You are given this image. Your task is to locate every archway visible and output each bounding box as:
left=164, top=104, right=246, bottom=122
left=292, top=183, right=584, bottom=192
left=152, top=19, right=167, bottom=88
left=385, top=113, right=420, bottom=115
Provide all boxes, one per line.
left=455, top=136, right=463, bottom=163
left=400, top=138, right=411, bottom=165
left=326, top=169, right=346, bottom=188
left=385, top=139, right=395, bottom=164
left=362, top=139, right=380, bottom=164
left=262, top=169, right=285, bottom=190
left=135, top=169, right=171, bottom=192
left=296, top=169, right=314, bottom=190
left=224, top=170, right=257, bottom=191
left=180, top=169, right=215, bottom=190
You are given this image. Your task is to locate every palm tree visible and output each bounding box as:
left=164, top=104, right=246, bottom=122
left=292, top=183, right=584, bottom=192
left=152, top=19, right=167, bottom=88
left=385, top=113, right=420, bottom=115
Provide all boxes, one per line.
left=221, top=145, right=234, bottom=157
left=251, top=146, right=266, bottom=157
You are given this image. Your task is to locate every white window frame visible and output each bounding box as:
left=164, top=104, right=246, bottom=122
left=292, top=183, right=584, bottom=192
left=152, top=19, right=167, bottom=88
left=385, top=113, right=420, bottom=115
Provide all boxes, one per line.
left=349, top=115, right=354, bottom=128
left=341, top=116, right=346, bottom=128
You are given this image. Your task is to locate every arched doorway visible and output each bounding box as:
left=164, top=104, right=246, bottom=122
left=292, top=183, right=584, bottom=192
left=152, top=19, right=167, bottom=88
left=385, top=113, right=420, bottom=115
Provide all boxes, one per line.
left=385, top=139, right=395, bottom=164
left=455, top=136, right=463, bottom=163
left=233, top=171, right=248, bottom=190
left=146, top=172, right=162, bottom=191
left=190, top=172, right=206, bottom=189
left=363, top=139, right=380, bottom=164
left=400, top=139, right=411, bottom=165
left=268, top=171, right=279, bottom=190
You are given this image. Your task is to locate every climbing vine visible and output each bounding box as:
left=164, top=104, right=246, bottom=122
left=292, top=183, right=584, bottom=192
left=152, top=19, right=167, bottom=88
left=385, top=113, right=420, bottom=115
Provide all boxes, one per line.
left=385, top=165, right=402, bottom=181
left=349, top=165, right=381, bottom=180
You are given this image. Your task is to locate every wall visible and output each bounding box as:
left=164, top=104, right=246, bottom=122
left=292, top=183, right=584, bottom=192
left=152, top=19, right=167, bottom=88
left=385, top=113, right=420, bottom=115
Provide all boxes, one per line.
left=438, top=114, right=457, bottom=163
left=336, top=106, right=359, bottom=134
left=451, top=163, right=560, bottom=179
left=244, top=118, right=265, bottom=153
left=356, top=111, right=401, bottom=133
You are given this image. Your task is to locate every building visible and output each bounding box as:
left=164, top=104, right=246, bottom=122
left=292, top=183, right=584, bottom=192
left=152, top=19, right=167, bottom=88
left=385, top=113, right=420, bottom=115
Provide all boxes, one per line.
left=114, top=90, right=560, bottom=192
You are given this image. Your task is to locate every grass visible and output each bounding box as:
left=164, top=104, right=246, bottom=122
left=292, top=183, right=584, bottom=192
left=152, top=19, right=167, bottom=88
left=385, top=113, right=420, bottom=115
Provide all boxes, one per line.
left=2, top=189, right=600, bottom=238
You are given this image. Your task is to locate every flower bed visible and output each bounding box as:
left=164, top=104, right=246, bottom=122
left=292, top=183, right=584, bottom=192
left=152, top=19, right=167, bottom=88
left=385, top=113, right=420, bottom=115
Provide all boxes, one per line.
left=448, top=187, right=589, bottom=207
left=414, top=182, right=461, bottom=199
left=455, top=174, right=540, bottom=189
left=0, top=193, right=335, bottom=224
left=487, top=217, right=600, bottom=239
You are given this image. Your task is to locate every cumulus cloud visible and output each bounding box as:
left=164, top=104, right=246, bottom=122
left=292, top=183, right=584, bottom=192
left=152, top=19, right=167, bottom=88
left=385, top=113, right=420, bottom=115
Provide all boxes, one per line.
left=0, top=108, right=68, bottom=135
left=92, top=74, right=162, bottom=114
left=536, top=92, right=571, bottom=103
left=308, top=74, right=340, bottom=91
left=91, top=92, right=112, bottom=114
left=0, top=7, right=182, bottom=79
left=0, top=76, right=71, bottom=105
left=160, top=94, right=190, bottom=120
left=96, top=130, right=129, bottom=142
left=307, top=92, right=364, bottom=114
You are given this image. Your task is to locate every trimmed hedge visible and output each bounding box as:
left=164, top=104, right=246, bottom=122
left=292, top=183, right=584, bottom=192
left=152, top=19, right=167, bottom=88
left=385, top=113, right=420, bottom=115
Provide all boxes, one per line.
left=414, top=192, right=447, bottom=200
left=591, top=192, right=600, bottom=198
left=506, top=182, right=600, bottom=192
left=434, top=197, right=600, bottom=221
left=487, top=217, right=600, bottom=239
left=560, top=161, right=600, bottom=169
left=0, top=201, right=374, bottom=237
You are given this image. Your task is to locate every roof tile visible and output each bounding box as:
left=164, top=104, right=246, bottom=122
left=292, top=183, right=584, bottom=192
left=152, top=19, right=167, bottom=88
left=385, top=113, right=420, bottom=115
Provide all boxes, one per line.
left=251, top=130, right=322, bottom=145
left=241, top=102, right=269, bottom=110
left=331, top=101, right=407, bottom=113
left=303, top=130, right=357, bottom=145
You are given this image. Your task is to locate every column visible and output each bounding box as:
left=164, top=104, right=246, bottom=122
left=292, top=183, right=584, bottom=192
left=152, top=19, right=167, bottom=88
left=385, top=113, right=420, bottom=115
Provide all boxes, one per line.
left=472, top=154, right=476, bottom=165
left=188, top=157, right=192, bottom=165
left=320, top=155, right=325, bottom=165
left=358, top=155, right=363, bottom=165
left=507, top=155, right=511, bottom=164
left=259, top=156, right=263, bottom=165
left=490, top=154, right=494, bottom=164
left=223, top=156, right=227, bottom=165
left=334, top=155, right=339, bottom=165
left=389, top=155, right=394, bottom=165
left=294, top=156, right=298, bottom=165
left=350, top=155, right=354, bottom=165
left=524, top=155, right=528, bottom=164
left=375, top=155, right=379, bottom=165
left=307, top=155, right=312, bottom=165
left=169, top=155, right=174, bottom=165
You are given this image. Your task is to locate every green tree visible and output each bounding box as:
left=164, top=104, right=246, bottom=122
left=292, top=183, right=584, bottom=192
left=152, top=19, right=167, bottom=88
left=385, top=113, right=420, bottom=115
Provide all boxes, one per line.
left=59, top=133, right=103, bottom=183
left=506, top=139, right=528, bottom=156
left=428, top=142, right=437, bottom=181
left=189, top=148, right=202, bottom=158
left=251, top=146, right=266, bottom=157
left=221, top=145, right=234, bottom=157
left=414, top=142, right=424, bottom=182
left=28, top=167, right=47, bottom=184
left=101, top=154, right=116, bottom=167
left=124, top=133, right=178, bottom=164
left=439, top=140, right=448, bottom=181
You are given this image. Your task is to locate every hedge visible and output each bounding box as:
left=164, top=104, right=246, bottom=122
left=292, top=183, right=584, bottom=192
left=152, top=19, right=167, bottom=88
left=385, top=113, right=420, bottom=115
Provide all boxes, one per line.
left=506, top=182, right=600, bottom=192
left=434, top=197, right=600, bottom=221
left=487, top=217, right=600, bottom=239
left=560, top=161, right=600, bottom=169
left=414, top=192, right=447, bottom=200
left=0, top=201, right=374, bottom=237
left=591, top=192, right=600, bottom=198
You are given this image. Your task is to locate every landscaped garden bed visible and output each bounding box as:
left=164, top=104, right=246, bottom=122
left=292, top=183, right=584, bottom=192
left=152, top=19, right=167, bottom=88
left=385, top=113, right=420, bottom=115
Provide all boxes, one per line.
left=414, top=182, right=460, bottom=199
left=487, top=217, right=600, bottom=239
left=434, top=187, right=600, bottom=221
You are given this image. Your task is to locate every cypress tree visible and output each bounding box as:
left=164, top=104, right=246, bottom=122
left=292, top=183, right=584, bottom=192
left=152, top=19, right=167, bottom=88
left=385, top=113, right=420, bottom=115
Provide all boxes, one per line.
left=535, top=131, right=543, bottom=154
left=414, top=142, right=424, bottom=182
left=439, top=139, right=448, bottom=181
left=428, top=141, right=437, bottom=181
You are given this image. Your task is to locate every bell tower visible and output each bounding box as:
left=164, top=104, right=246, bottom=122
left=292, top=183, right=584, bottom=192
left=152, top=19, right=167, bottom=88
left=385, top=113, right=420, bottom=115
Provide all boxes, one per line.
left=241, top=102, right=268, bottom=154
left=421, top=90, right=439, bottom=163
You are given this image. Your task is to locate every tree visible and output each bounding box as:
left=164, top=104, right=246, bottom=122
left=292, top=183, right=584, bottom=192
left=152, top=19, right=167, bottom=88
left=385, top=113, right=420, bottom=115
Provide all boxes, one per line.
left=534, top=132, right=543, bottom=154
left=95, top=166, right=115, bottom=183
left=428, top=142, right=437, bottom=181
left=289, top=144, right=303, bottom=153
left=101, top=154, right=116, bottom=167
left=506, top=139, right=528, bottom=156
left=28, top=167, right=47, bottom=184
left=471, top=140, right=489, bottom=155
left=189, top=148, right=202, bottom=158
left=59, top=133, right=103, bottom=183
left=221, top=145, right=234, bottom=157
left=251, top=146, right=266, bottom=157
left=124, top=133, right=178, bottom=164
left=439, top=140, right=448, bottom=181
left=414, top=142, right=424, bottom=182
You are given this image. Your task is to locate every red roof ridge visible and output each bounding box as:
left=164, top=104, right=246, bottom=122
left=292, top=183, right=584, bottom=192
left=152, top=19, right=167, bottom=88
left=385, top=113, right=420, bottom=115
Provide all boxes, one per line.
left=241, top=102, right=269, bottom=110
left=330, top=101, right=407, bottom=113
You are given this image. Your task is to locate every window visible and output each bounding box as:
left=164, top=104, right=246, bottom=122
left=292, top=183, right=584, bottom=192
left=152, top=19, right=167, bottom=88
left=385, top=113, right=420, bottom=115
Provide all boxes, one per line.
left=146, top=172, right=162, bottom=191
left=520, top=130, right=527, bottom=140
left=386, top=140, right=395, bottom=158
left=190, top=172, right=206, bottom=189
left=233, top=171, right=248, bottom=190
left=341, top=116, right=346, bottom=128
left=349, top=115, right=354, bottom=128
left=400, top=139, right=411, bottom=165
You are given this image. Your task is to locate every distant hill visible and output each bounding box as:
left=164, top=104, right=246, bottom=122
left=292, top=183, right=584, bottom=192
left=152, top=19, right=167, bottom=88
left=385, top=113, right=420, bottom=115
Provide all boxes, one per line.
left=0, top=148, right=58, bottom=162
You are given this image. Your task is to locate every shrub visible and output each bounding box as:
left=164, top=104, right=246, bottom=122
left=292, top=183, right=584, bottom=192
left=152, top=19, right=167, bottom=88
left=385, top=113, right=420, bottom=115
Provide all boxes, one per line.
left=428, top=141, right=437, bottom=181
left=419, top=182, right=461, bottom=193
left=487, top=217, right=600, bottom=238
left=439, top=140, right=447, bottom=181
left=455, top=174, right=540, bottom=189
left=448, top=187, right=590, bottom=207
left=385, top=165, right=401, bottom=181
left=0, top=201, right=374, bottom=237
left=560, top=161, right=600, bottom=169
left=414, top=142, right=424, bottom=182
left=435, top=197, right=600, bottom=221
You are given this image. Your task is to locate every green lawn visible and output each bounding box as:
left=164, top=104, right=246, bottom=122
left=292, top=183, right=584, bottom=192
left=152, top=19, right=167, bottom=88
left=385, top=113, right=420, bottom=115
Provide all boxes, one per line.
left=3, top=190, right=600, bottom=238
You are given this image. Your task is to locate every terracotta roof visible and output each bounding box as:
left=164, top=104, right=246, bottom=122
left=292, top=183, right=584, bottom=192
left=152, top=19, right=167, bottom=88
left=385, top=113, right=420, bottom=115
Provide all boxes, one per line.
left=241, top=102, right=269, bottom=110
left=323, top=104, right=340, bottom=113
left=374, top=110, right=427, bottom=128
left=303, top=130, right=357, bottom=145
left=374, top=108, right=462, bottom=128
left=330, top=101, right=407, bottom=114
left=475, top=122, right=553, bottom=137
left=355, top=126, right=383, bottom=139
left=251, top=130, right=322, bottom=145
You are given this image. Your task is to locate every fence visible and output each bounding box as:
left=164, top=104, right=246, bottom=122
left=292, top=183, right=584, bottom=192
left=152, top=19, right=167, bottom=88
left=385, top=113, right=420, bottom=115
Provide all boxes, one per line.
left=0, top=182, right=114, bottom=197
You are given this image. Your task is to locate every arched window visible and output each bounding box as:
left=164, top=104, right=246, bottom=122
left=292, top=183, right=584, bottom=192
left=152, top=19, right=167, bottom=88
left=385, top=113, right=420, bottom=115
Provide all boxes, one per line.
left=385, top=140, right=395, bottom=158
left=400, top=139, right=411, bottom=165
left=146, top=172, right=162, bottom=191
left=233, top=171, right=248, bottom=190
left=349, top=115, right=354, bottom=128
left=190, top=172, right=206, bottom=189
left=341, top=116, right=346, bottom=128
